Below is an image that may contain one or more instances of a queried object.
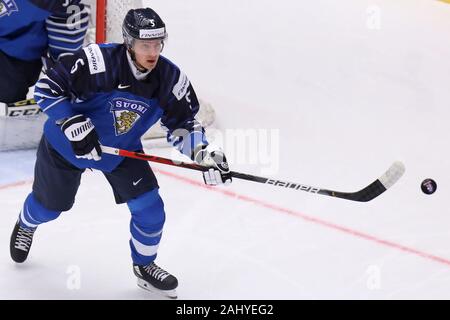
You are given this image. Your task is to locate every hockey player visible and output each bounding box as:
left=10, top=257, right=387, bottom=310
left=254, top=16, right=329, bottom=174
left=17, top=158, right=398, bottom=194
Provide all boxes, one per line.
left=9, top=7, right=232, bottom=299
left=0, top=0, right=90, bottom=103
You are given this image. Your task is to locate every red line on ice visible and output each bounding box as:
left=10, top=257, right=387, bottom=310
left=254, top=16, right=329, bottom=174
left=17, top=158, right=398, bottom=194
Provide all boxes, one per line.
left=154, top=167, right=450, bottom=268
left=3, top=170, right=450, bottom=267
left=0, top=180, right=32, bottom=190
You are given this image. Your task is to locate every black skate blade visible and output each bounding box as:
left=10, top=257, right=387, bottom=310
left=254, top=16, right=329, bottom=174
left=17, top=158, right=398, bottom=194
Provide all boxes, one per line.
left=137, top=278, right=177, bottom=299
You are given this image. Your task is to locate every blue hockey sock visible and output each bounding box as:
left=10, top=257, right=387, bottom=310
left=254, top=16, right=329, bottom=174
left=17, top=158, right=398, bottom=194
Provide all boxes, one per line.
left=127, top=188, right=166, bottom=266
left=19, top=193, right=61, bottom=228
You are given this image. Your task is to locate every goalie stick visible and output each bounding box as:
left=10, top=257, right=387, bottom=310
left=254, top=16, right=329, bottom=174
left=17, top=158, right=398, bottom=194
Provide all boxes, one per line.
left=101, top=146, right=405, bottom=202
left=0, top=98, right=42, bottom=117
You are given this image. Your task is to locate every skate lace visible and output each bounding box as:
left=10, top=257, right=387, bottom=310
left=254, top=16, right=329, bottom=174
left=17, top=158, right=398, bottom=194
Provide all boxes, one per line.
left=15, top=226, right=35, bottom=251
left=145, top=263, right=169, bottom=281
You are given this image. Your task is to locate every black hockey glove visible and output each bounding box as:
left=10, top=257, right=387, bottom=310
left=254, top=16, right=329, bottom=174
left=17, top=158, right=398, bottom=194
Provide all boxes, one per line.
left=61, top=115, right=102, bottom=161
left=192, top=145, right=232, bottom=186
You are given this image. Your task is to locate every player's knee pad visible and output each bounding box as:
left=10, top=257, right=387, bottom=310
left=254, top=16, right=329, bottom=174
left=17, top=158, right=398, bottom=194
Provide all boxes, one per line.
left=20, top=193, right=61, bottom=228
left=127, top=188, right=166, bottom=233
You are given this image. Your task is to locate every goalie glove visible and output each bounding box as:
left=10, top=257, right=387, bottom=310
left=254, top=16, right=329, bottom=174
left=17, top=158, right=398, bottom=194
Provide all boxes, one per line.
left=192, top=145, right=232, bottom=186
left=61, top=115, right=102, bottom=161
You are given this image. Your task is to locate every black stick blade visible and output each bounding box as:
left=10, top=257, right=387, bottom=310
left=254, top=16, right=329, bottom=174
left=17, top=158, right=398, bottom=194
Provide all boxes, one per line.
left=322, top=161, right=405, bottom=202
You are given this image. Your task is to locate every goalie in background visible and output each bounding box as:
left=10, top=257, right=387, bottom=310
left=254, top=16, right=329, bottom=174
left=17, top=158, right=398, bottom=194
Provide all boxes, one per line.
left=9, top=7, right=232, bottom=299
left=0, top=0, right=90, bottom=104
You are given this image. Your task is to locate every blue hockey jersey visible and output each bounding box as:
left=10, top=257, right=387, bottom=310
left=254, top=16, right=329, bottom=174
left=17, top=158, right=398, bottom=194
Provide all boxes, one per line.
left=0, top=0, right=88, bottom=61
left=34, top=43, right=208, bottom=172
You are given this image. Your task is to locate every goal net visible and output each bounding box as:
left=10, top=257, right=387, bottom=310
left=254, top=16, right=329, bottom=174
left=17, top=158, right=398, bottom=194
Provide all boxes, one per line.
left=0, top=0, right=215, bottom=151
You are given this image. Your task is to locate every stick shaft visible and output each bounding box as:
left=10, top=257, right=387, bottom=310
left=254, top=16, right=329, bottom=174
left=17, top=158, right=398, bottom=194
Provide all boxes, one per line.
left=101, top=146, right=403, bottom=202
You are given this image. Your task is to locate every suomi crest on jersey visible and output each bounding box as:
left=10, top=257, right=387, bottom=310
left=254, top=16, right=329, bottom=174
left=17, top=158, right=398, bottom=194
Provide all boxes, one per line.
left=0, top=0, right=19, bottom=18
left=109, top=98, right=150, bottom=136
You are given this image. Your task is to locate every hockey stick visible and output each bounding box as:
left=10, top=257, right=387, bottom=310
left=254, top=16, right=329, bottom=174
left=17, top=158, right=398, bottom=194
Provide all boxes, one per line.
left=0, top=98, right=42, bottom=117
left=101, top=146, right=405, bottom=202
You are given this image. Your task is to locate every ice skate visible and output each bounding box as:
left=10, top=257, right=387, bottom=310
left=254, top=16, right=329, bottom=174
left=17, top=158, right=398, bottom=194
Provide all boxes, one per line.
left=133, top=262, right=178, bottom=299
left=10, top=220, right=36, bottom=263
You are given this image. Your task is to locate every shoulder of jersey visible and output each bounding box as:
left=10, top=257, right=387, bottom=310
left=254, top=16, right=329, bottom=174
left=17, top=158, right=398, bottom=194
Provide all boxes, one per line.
left=158, top=55, right=179, bottom=70
left=157, top=55, right=183, bottom=81
left=80, top=43, right=124, bottom=75
left=156, top=57, right=190, bottom=102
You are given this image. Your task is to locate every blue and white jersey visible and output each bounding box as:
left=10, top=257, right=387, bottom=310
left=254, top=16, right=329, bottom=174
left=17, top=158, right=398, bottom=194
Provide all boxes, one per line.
left=0, top=0, right=88, bottom=61
left=34, top=43, right=208, bottom=172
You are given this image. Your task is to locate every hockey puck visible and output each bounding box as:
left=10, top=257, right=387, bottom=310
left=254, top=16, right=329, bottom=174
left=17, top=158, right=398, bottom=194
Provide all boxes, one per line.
left=421, top=178, right=437, bottom=195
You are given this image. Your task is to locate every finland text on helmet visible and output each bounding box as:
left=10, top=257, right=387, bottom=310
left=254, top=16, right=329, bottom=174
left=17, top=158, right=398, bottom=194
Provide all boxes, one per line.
left=122, top=8, right=168, bottom=49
